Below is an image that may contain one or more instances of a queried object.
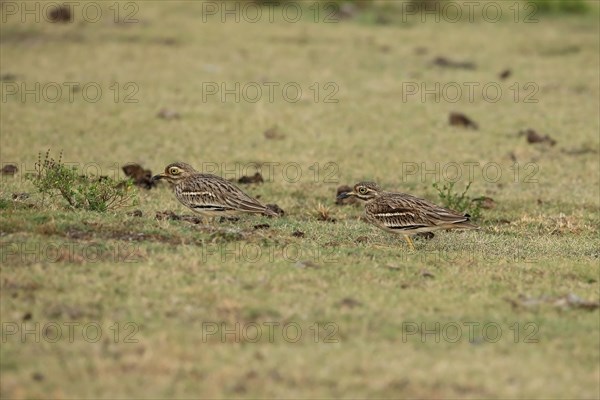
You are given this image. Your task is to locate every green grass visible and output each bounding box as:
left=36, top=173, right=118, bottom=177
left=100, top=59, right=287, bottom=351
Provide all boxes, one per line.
left=1, top=1, right=599, bottom=398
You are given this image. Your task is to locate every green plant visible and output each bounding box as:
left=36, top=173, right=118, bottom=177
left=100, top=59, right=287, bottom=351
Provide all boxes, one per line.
left=29, top=150, right=137, bottom=212
left=432, top=181, right=482, bottom=220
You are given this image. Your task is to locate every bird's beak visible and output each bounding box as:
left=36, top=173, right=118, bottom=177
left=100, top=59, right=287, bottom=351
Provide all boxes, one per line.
left=336, top=191, right=355, bottom=200
left=151, top=173, right=166, bottom=182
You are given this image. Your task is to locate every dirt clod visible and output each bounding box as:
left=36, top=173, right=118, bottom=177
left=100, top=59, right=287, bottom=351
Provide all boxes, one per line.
left=338, top=297, right=362, bottom=309
left=48, top=5, right=71, bottom=22
left=499, top=69, right=512, bottom=80
left=416, top=232, right=435, bottom=240
left=520, top=129, right=556, bottom=146
left=264, top=126, right=285, bottom=140
left=238, top=172, right=264, bottom=184
left=473, top=196, right=496, bottom=210
left=266, top=203, right=285, bottom=216
left=433, top=56, right=476, bottom=70
left=156, top=211, right=205, bottom=224
left=122, top=164, right=155, bottom=189
left=32, top=372, right=44, bottom=381
left=449, top=112, right=478, bottom=129
left=1, top=164, right=18, bottom=175
left=355, top=236, right=369, bottom=244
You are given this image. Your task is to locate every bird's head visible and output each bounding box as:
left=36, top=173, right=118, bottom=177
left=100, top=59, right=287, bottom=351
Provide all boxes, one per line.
left=336, top=181, right=382, bottom=202
left=152, top=162, right=197, bottom=184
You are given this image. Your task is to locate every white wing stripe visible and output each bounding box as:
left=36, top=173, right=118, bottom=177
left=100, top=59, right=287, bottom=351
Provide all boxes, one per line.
left=180, top=191, right=216, bottom=197
left=376, top=212, right=414, bottom=218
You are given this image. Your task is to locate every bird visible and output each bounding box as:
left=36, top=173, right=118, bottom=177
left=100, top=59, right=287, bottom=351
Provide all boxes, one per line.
left=337, top=182, right=478, bottom=250
left=152, top=162, right=278, bottom=221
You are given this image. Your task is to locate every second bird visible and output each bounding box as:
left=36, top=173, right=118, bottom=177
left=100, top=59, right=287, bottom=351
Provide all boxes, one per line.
left=152, top=162, right=278, bottom=220
left=338, top=182, right=478, bottom=249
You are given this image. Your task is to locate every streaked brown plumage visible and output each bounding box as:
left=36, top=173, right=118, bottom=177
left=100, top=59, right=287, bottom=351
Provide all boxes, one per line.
left=152, top=162, right=277, bottom=220
left=337, top=182, right=478, bottom=249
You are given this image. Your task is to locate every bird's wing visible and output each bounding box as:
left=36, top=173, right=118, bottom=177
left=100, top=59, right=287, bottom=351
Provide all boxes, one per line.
left=179, top=174, right=275, bottom=215
left=366, top=197, right=431, bottom=231
left=403, top=194, right=471, bottom=224
left=376, top=193, right=471, bottom=228
left=176, top=180, right=235, bottom=213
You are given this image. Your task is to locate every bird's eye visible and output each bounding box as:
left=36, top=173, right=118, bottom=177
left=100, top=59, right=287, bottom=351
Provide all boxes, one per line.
left=358, top=187, right=368, bottom=195
left=169, top=167, right=180, bottom=175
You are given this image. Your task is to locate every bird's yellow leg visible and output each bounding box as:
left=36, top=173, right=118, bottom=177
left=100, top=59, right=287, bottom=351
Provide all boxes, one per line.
left=404, top=235, right=416, bottom=250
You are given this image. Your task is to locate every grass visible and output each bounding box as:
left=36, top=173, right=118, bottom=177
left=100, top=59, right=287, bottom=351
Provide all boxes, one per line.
left=1, top=1, right=599, bottom=398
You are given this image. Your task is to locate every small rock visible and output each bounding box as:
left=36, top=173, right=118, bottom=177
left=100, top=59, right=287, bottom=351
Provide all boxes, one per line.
left=157, top=108, right=181, bottom=120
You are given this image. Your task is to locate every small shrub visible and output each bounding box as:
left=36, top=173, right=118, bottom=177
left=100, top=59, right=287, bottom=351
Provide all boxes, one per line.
left=432, top=181, right=482, bottom=220
left=29, top=150, right=137, bottom=212
left=528, top=0, right=589, bottom=14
